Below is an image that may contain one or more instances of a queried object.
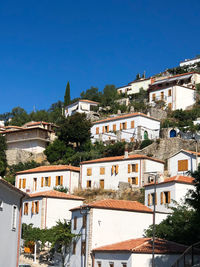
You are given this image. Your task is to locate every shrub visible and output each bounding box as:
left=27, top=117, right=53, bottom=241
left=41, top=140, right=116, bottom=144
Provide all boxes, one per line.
left=139, top=139, right=153, bottom=149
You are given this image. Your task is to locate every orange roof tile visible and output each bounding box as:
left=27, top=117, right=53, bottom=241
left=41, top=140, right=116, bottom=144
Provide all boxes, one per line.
left=92, top=237, right=187, bottom=254
left=93, top=112, right=159, bottom=124
left=28, top=190, right=85, bottom=200
left=70, top=199, right=153, bottom=213
left=144, top=175, right=194, bottom=187
left=79, top=99, right=99, bottom=104
left=16, top=165, right=80, bottom=175
left=183, top=149, right=200, bottom=156
left=81, top=154, right=164, bottom=165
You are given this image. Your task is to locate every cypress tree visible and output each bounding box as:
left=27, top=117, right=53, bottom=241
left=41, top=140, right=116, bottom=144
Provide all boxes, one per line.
left=64, top=81, right=71, bottom=107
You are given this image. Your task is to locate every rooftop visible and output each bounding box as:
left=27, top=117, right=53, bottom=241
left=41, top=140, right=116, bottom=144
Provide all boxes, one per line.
left=92, top=237, right=187, bottom=254
left=144, top=175, right=194, bottom=187
left=16, top=165, right=80, bottom=175
left=168, top=149, right=200, bottom=159
left=93, top=112, right=159, bottom=124
left=81, top=154, right=164, bottom=165
left=70, top=199, right=153, bottom=213
left=28, top=190, right=85, bottom=200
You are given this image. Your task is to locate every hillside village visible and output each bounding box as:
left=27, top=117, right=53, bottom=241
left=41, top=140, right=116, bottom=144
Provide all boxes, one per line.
left=1, top=56, right=200, bottom=267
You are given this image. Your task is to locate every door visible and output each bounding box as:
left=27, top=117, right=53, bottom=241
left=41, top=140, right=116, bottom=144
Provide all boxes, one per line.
left=100, top=179, right=104, bottom=189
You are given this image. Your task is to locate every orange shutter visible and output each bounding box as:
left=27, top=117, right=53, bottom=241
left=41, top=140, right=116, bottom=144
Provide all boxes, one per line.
left=32, top=202, right=34, bottom=214
left=102, top=126, right=105, bottom=133
left=155, top=193, right=157, bottom=205
left=128, top=178, right=131, bottom=183
left=41, top=177, right=44, bottom=187
left=106, top=125, right=109, bottom=132
left=115, top=165, right=119, bottom=174
left=36, top=202, right=39, bottom=214
left=178, top=160, right=188, bottom=171
left=60, top=176, right=63, bottom=186
left=23, top=179, right=26, bottom=189
left=19, top=179, right=22, bottom=189
left=135, top=177, right=138, bottom=185
left=160, top=192, right=163, bottom=204
left=131, top=121, right=135, bottom=128
left=168, top=89, right=172, bottom=97
left=96, top=127, right=99, bottom=134
left=100, top=167, right=105, bottom=175
left=128, top=164, right=131, bottom=173
left=56, top=176, right=58, bottom=186
left=152, top=93, right=156, bottom=101
left=135, top=164, right=138, bottom=172
left=48, top=176, right=51, bottom=187
left=113, top=124, right=116, bottom=131
left=120, top=123, right=122, bottom=130
left=131, top=137, right=135, bottom=142
left=124, top=122, right=127, bottom=130
left=148, top=194, right=150, bottom=206
left=87, top=168, right=92, bottom=176
left=111, top=166, right=114, bottom=175
left=168, top=192, right=171, bottom=203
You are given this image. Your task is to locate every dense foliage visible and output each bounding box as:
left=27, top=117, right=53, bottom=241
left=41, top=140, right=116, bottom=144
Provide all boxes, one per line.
left=64, top=81, right=71, bottom=107
left=0, top=135, right=7, bottom=176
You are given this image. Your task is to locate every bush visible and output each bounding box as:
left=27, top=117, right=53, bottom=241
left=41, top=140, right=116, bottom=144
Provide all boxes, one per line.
left=139, top=139, right=153, bottom=149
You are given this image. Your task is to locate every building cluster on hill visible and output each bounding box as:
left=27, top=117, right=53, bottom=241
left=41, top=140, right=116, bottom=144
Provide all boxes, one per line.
left=1, top=56, right=200, bottom=267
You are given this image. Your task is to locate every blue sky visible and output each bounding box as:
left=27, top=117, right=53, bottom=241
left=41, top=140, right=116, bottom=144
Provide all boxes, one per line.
left=0, top=0, right=199, bottom=114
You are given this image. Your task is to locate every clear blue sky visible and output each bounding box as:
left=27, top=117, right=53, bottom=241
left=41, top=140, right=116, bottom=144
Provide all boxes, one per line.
left=0, top=0, right=199, bottom=114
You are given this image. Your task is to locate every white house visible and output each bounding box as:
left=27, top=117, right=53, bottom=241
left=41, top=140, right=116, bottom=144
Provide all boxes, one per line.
left=92, top=237, right=187, bottom=267
left=168, top=149, right=200, bottom=177
left=117, top=77, right=153, bottom=95
left=148, top=72, right=200, bottom=111
left=80, top=154, right=164, bottom=190
left=180, top=56, right=200, bottom=67
left=0, top=177, right=27, bottom=267
left=144, top=175, right=194, bottom=213
left=15, top=165, right=80, bottom=194
left=68, top=199, right=167, bottom=267
left=91, top=112, right=160, bottom=143
left=22, top=190, right=84, bottom=229
left=65, top=99, right=99, bottom=117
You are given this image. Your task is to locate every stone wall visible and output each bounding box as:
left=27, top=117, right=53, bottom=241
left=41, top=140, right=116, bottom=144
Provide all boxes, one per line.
left=6, top=149, right=47, bottom=165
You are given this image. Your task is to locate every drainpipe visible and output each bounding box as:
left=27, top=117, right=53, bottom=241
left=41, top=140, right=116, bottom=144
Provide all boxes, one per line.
left=16, top=196, right=24, bottom=267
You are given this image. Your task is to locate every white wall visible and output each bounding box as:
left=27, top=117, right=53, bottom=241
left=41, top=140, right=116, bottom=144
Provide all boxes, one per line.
left=180, top=58, right=200, bottom=67
left=175, top=86, right=195, bottom=110
left=7, top=139, right=47, bottom=153
left=117, top=78, right=152, bottom=95
left=16, top=169, right=80, bottom=194
left=94, top=252, right=131, bottom=267
left=22, top=197, right=42, bottom=228
left=168, top=151, right=199, bottom=176
left=65, top=101, right=98, bottom=117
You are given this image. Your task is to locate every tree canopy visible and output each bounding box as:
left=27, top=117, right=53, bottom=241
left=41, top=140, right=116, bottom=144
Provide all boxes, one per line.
left=64, top=81, right=71, bottom=107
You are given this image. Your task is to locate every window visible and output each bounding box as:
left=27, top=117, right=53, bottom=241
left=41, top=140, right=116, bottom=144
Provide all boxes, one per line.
left=111, top=165, right=119, bottom=175
left=128, top=177, right=138, bottom=185
left=33, top=178, right=37, bottom=191
left=168, top=103, right=172, bottom=110
left=22, top=178, right=26, bottom=189
left=120, top=122, right=127, bottom=130
left=131, top=120, right=135, bottom=128
left=105, top=125, right=109, bottom=133
left=168, top=89, right=172, bottom=97
left=32, top=201, right=39, bottom=215
left=178, top=160, right=188, bottom=171
left=12, top=205, right=17, bottom=231
left=97, top=262, right=102, bottom=267
left=81, top=241, right=86, bottom=255
left=100, top=179, right=104, bottom=189
left=74, top=217, right=77, bottom=230
left=164, top=191, right=171, bottom=204
left=72, top=241, right=76, bottom=254
left=87, top=180, right=91, bottom=188
left=24, top=203, right=29, bottom=215
left=100, top=167, right=105, bottom=175
left=161, top=92, right=164, bottom=100
left=128, top=164, right=138, bottom=173
left=122, top=263, right=127, bottom=267
left=56, top=176, right=62, bottom=186
left=0, top=199, right=3, bottom=210
left=87, top=168, right=92, bottom=176
left=45, top=177, right=49, bottom=187
left=152, top=93, right=156, bottom=101
left=148, top=193, right=157, bottom=206
left=83, top=215, right=87, bottom=228
left=96, top=127, right=99, bottom=134
left=109, top=263, right=114, bottom=267
left=113, top=124, right=116, bottom=131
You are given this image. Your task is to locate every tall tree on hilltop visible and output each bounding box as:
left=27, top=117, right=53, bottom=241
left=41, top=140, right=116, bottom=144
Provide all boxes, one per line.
left=64, top=81, right=71, bottom=107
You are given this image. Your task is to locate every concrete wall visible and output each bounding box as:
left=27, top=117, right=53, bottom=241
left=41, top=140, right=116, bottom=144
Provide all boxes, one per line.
left=16, top=170, right=80, bottom=194
left=175, top=86, right=195, bottom=110
left=0, top=183, right=22, bottom=267
left=117, top=78, right=152, bottom=95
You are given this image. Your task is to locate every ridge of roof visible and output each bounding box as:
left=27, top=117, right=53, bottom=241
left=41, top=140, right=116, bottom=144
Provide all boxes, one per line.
left=168, top=149, right=200, bottom=159
left=28, top=190, right=85, bottom=200
left=70, top=199, right=153, bottom=213
left=81, top=154, right=164, bottom=165
left=16, top=165, right=80, bottom=175
left=144, top=175, right=194, bottom=187
left=93, top=112, right=160, bottom=124
left=92, top=237, right=187, bottom=254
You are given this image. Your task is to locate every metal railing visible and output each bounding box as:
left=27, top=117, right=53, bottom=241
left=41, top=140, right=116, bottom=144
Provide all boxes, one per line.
left=172, top=241, right=200, bottom=267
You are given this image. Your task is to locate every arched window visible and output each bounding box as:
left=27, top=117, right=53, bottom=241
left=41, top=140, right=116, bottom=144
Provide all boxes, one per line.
left=170, top=129, right=176, bottom=138
left=144, top=131, right=148, bottom=140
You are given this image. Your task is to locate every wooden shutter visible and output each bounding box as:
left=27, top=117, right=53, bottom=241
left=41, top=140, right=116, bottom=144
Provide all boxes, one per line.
left=74, top=217, right=77, bottom=230
left=113, top=124, right=116, bottom=131
left=178, top=160, right=188, bottom=171
left=106, top=125, right=109, bottom=132
left=155, top=193, right=157, bottom=205
left=160, top=192, right=163, bottom=204
left=48, top=176, right=51, bottom=187
left=96, top=127, right=99, bottom=134
left=100, top=167, right=105, bottom=175
left=128, top=164, right=131, bottom=173
left=56, top=176, right=58, bottom=186
left=115, top=165, right=119, bottom=174
left=168, top=192, right=171, bottom=203
left=102, top=126, right=105, bottom=133
left=131, top=121, right=135, bottom=128
left=135, top=177, right=138, bottom=185
left=148, top=194, right=150, bottom=206
left=23, top=179, right=26, bottom=189
left=111, top=165, right=114, bottom=175
left=19, top=179, right=22, bottom=189
left=152, top=93, right=156, bottom=101
left=41, top=177, right=44, bottom=187
left=131, top=137, right=134, bottom=142
left=135, top=163, right=138, bottom=172
left=32, top=202, right=34, bottom=214
left=60, top=176, right=63, bottom=186
left=128, top=178, right=131, bottom=183
left=100, top=179, right=104, bottom=189
left=124, top=122, right=127, bottom=130
left=168, top=89, right=172, bottom=96
left=120, top=123, right=122, bottom=130
left=83, top=215, right=87, bottom=228
left=168, top=103, right=172, bottom=110
left=161, top=92, right=164, bottom=100
left=36, top=202, right=39, bottom=214
left=87, top=168, right=92, bottom=176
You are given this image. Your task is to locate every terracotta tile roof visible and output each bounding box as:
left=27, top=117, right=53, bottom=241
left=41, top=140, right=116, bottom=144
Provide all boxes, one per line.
left=0, top=126, right=51, bottom=134
left=93, top=112, right=159, bottom=124
left=183, top=149, right=200, bottom=156
left=70, top=199, right=153, bottom=213
left=0, top=177, right=28, bottom=197
left=92, top=237, right=187, bottom=254
left=28, top=190, right=85, bottom=200
left=144, top=175, right=194, bottom=187
left=81, top=154, right=164, bottom=165
left=16, top=165, right=80, bottom=175
left=79, top=99, right=99, bottom=104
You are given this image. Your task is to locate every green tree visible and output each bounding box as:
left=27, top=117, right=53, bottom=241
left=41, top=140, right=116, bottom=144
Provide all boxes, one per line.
left=64, top=81, right=71, bottom=107
left=9, top=106, right=29, bottom=126
left=101, top=85, right=118, bottom=106
left=44, top=139, right=70, bottom=164
left=80, top=86, right=102, bottom=102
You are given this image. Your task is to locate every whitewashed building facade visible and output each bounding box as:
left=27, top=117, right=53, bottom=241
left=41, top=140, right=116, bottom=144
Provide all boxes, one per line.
left=65, top=99, right=99, bottom=117
left=80, top=154, right=164, bottom=190
left=144, top=175, right=194, bottom=213
left=15, top=165, right=80, bottom=194
left=117, top=77, right=153, bottom=95
left=168, top=149, right=200, bottom=177
left=68, top=199, right=167, bottom=267
left=91, top=112, right=160, bottom=143
left=148, top=72, right=200, bottom=111
left=22, top=190, right=84, bottom=229
left=92, top=237, right=187, bottom=267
